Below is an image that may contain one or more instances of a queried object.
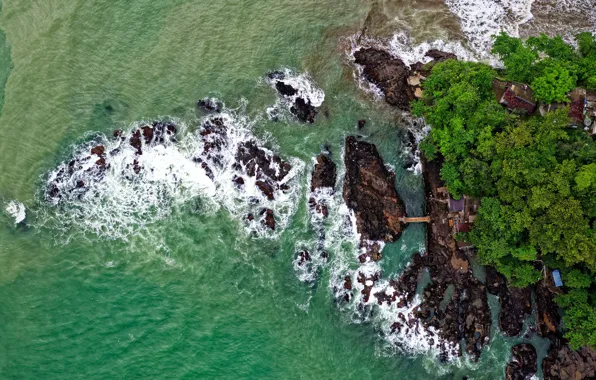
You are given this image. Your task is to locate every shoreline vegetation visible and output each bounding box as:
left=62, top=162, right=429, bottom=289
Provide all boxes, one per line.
left=413, top=32, right=596, bottom=377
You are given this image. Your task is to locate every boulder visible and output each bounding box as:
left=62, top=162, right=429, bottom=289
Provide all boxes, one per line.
left=543, top=345, right=596, bottom=380
left=311, top=154, right=336, bottom=191
left=290, top=97, right=317, bottom=124
left=506, top=344, right=537, bottom=380
left=353, top=48, right=413, bottom=111
left=342, top=136, right=405, bottom=243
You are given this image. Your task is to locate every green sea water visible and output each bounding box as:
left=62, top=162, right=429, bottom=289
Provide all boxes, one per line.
left=0, top=1, right=554, bottom=379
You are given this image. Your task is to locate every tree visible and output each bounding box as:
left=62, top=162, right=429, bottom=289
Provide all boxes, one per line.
left=531, top=59, right=576, bottom=103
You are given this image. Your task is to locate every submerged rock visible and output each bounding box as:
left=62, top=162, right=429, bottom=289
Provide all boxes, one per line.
left=506, top=343, right=537, bottom=380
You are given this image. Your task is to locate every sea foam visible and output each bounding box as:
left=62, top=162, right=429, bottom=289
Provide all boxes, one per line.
left=42, top=105, right=304, bottom=240
left=5, top=200, right=26, bottom=224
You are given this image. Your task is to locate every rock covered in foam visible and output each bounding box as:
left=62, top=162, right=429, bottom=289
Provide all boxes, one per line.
left=195, top=110, right=301, bottom=234
left=506, top=343, right=537, bottom=380
left=5, top=201, right=26, bottom=224
left=266, top=69, right=324, bottom=123
left=342, top=136, right=405, bottom=249
left=46, top=121, right=177, bottom=203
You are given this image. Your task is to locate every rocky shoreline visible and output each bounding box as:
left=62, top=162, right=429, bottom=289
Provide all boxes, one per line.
left=351, top=43, right=596, bottom=377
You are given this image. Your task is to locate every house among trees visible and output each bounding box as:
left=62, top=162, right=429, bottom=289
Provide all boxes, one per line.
left=495, top=81, right=537, bottom=114
left=447, top=195, right=479, bottom=248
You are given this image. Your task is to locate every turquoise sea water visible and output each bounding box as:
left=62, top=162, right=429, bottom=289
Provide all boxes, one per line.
left=0, top=1, right=591, bottom=379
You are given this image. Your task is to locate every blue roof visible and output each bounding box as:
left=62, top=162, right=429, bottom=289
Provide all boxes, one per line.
left=552, top=270, right=563, bottom=287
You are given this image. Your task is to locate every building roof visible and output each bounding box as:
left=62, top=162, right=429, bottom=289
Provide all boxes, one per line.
left=552, top=269, right=564, bottom=287
left=457, top=222, right=471, bottom=233
left=449, top=197, right=464, bottom=213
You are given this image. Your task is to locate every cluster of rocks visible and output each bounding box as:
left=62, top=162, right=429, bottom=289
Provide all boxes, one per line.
left=353, top=47, right=456, bottom=110
left=46, top=121, right=177, bottom=202
left=267, top=71, right=322, bottom=123
left=485, top=266, right=532, bottom=337
left=293, top=151, right=337, bottom=283
left=196, top=113, right=294, bottom=231
left=506, top=343, right=537, bottom=380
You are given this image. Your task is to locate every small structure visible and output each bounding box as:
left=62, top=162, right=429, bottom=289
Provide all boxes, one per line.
left=552, top=269, right=564, bottom=288
left=448, top=196, right=465, bottom=213
left=499, top=83, right=537, bottom=114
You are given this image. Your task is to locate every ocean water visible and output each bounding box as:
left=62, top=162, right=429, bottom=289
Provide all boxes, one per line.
left=0, top=1, right=593, bottom=379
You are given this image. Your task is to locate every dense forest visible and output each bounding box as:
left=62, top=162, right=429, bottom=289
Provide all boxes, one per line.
left=413, top=32, right=596, bottom=349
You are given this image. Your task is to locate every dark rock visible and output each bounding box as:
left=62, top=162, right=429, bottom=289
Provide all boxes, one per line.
left=113, top=130, right=123, bottom=138
left=141, top=125, right=153, bottom=144
left=344, top=275, right=352, bottom=290
left=342, top=136, right=405, bottom=243
left=129, top=130, right=142, bottom=155
left=290, top=97, right=317, bottom=124
left=296, top=250, right=311, bottom=266
left=91, top=145, right=105, bottom=156
left=500, top=287, right=532, bottom=337
left=506, top=344, right=537, bottom=380
left=358, top=119, right=366, bottom=129
left=536, top=278, right=560, bottom=338
left=275, top=81, right=298, bottom=97
left=233, top=176, right=245, bottom=188
left=256, top=180, right=275, bottom=200
left=311, top=154, right=336, bottom=191
left=353, top=48, right=413, bottom=110
left=235, top=141, right=292, bottom=182
left=247, top=213, right=254, bottom=222
left=320, top=251, right=329, bottom=260
left=260, top=208, right=275, bottom=230
left=425, top=49, right=457, bottom=62
left=197, top=98, right=223, bottom=113
left=485, top=266, right=507, bottom=295
left=543, top=345, right=596, bottom=380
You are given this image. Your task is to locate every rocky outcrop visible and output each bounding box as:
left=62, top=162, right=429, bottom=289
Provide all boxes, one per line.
left=485, top=266, right=532, bottom=337
left=308, top=153, right=337, bottom=219
left=353, top=48, right=457, bottom=110
left=196, top=113, right=296, bottom=231
left=267, top=71, right=321, bottom=123
left=353, top=48, right=413, bottom=111
left=506, top=344, right=537, bottom=380
left=311, top=154, right=336, bottom=191
left=343, top=136, right=406, bottom=252
left=535, top=278, right=561, bottom=339
left=543, top=345, right=596, bottom=380
left=46, top=121, right=177, bottom=202
left=425, top=49, right=457, bottom=63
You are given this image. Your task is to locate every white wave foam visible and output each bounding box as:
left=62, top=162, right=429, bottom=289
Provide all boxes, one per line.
left=43, top=121, right=216, bottom=239
left=43, top=106, right=304, bottom=240
left=402, top=116, right=431, bottom=176
left=193, top=110, right=304, bottom=239
left=5, top=200, right=26, bottom=224
left=265, top=68, right=325, bottom=121
left=444, top=0, right=534, bottom=59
